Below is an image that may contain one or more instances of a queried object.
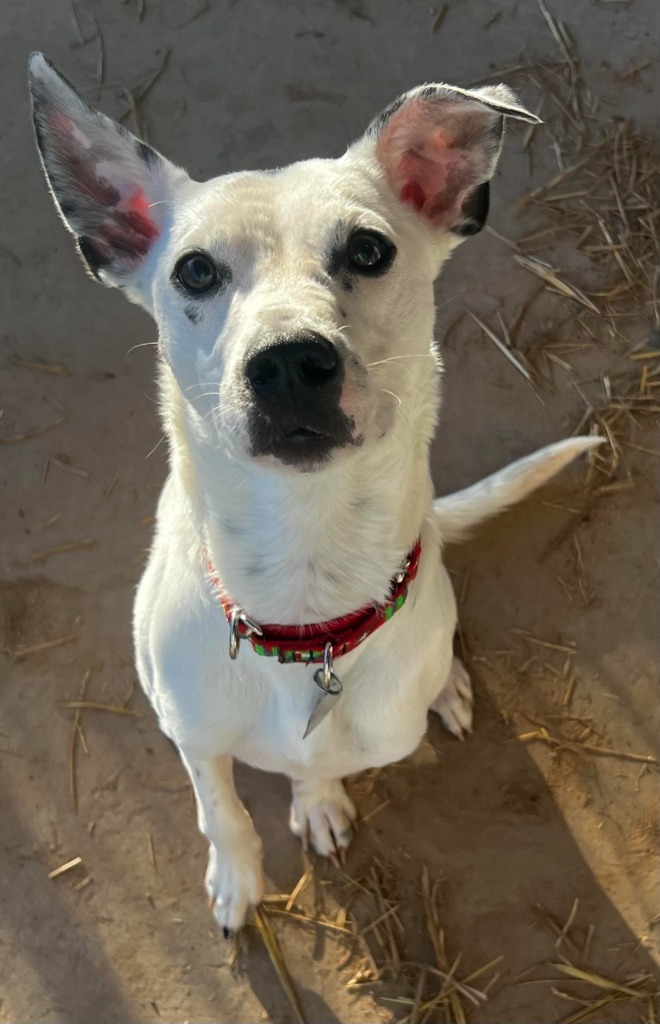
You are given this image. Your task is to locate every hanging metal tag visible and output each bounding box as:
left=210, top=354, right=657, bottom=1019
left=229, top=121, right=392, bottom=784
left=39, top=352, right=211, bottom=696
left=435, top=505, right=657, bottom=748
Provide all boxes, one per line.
left=303, top=642, right=342, bottom=739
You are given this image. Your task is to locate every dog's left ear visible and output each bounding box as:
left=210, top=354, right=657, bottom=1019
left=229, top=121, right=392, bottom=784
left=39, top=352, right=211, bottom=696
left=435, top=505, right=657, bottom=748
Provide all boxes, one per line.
left=358, top=84, right=541, bottom=236
left=28, top=52, right=188, bottom=299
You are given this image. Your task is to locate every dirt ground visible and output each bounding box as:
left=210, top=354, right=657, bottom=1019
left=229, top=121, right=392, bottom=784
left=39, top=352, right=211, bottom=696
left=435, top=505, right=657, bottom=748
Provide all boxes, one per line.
left=1, top=1, right=659, bottom=1022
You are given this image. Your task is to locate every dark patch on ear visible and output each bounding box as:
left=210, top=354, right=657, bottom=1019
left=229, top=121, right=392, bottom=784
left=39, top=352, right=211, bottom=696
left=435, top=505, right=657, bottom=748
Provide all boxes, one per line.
left=135, top=139, right=158, bottom=165
left=454, top=181, right=490, bottom=237
left=367, top=84, right=466, bottom=138
left=76, top=235, right=109, bottom=279
left=29, top=55, right=164, bottom=276
left=32, top=116, right=47, bottom=162
left=184, top=304, right=202, bottom=324
left=32, top=53, right=90, bottom=106
left=367, top=94, right=407, bottom=139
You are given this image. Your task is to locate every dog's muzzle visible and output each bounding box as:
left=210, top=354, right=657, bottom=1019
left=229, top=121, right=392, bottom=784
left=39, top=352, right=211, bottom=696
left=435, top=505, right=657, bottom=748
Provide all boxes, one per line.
left=244, top=331, right=355, bottom=466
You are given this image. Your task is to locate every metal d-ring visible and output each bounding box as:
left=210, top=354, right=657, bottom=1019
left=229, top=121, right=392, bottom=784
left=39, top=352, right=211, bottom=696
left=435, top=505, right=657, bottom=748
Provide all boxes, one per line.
left=228, top=608, right=263, bottom=660
left=394, top=554, right=411, bottom=584
left=313, top=641, right=343, bottom=695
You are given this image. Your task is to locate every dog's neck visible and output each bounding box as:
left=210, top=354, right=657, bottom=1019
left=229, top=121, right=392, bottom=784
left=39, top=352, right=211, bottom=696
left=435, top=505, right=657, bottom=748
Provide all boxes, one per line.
left=162, top=366, right=437, bottom=624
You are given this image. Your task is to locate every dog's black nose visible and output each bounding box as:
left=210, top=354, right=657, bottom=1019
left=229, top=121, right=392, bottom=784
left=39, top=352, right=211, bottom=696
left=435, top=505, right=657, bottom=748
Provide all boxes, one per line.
left=245, top=333, right=340, bottom=405
left=244, top=332, right=352, bottom=465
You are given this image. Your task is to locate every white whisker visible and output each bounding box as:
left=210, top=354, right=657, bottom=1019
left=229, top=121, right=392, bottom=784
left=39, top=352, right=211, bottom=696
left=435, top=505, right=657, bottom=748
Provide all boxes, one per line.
left=367, top=353, right=434, bottom=368
left=184, top=382, right=221, bottom=394
left=144, top=434, right=167, bottom=459
left=126, top=341, right=159, bottom=357
left=435, top=287, right=467, bottom=310
left=380, top=388, right=402, bottom=407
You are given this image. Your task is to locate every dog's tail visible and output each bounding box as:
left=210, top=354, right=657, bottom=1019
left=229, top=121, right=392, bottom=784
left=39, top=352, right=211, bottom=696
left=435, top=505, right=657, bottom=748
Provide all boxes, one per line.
left=433, top=436, right=603, bottom=544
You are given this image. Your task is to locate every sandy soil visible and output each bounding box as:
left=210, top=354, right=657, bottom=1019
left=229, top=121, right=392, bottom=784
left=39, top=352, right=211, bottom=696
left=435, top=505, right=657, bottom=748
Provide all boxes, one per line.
left=1, top=1, right=659, bottom=1022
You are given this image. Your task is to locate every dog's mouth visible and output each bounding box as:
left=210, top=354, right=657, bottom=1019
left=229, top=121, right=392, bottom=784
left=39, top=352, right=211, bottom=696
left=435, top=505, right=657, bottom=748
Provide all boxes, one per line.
left=270, top=423, right=341, bottom=465
left=248, top=411, right=357, bottom=468
left=284, top=425, right=326, bottom=443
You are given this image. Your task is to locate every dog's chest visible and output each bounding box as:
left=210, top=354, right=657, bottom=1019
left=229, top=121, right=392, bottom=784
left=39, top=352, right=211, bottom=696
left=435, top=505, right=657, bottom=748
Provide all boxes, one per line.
left=232, top=665, right=426, bottom=778
left=230, top=610, right=444, bottom=778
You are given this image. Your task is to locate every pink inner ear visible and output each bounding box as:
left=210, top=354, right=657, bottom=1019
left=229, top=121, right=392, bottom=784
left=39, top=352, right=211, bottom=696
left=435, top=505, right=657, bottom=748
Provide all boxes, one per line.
left=116, top=189, right=160, bottom=248
left=376, top=99, right=484, bottom=228
left=46, top=111, right=160, bottom=263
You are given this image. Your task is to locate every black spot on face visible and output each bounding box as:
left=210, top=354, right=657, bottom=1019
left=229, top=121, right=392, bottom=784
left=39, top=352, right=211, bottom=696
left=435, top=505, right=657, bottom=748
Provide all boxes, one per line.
left=325, top=238, right=344, bottom=280
left=222, top=519, right=243, bottom=536
left=351, top=496, right=371, bottom=513
left=184, top=304, right=202, bottom=324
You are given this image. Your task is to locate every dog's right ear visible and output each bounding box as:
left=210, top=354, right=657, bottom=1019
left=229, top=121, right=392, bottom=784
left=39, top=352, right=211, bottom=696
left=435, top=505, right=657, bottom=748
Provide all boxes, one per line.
left=28, top=53, right=188, bottom=300
left=354, top=83, right=541, bottom=238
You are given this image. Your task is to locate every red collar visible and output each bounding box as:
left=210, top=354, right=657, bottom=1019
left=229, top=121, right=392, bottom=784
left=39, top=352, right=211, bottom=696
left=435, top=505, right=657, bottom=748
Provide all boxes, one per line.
left=205, top=539, right=421, bottom=665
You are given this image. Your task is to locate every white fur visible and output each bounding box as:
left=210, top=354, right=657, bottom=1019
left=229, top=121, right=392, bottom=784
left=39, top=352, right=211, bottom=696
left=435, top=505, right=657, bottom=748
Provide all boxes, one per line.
left=29, top=54, right=601, bottom=933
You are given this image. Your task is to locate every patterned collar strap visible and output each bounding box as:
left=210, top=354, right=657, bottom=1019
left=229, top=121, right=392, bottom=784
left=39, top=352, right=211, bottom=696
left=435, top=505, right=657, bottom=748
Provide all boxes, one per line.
left=206, top=539, right=422, bottom=665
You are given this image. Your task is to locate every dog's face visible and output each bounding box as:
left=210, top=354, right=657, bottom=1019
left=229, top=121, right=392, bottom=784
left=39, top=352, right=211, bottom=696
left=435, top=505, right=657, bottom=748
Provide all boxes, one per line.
left=29, top=55, right=538, bottom=471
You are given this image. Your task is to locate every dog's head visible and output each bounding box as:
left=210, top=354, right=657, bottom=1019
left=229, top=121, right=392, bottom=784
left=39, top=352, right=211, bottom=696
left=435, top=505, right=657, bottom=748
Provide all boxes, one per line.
left=29, top=54, right=538, bottom=472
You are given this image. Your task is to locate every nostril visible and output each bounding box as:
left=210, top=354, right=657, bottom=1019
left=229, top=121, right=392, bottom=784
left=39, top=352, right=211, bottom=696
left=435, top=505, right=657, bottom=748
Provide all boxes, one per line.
left=246, top=352, right=279, bottom=395
left=298, top=347, right=338, bottom=388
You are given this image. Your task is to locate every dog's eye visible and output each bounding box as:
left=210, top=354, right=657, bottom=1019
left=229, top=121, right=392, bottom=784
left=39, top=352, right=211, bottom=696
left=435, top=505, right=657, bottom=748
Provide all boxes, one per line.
left=346, top=231, right=395, bottom=275
left=174, top=253, right=222, bottom=295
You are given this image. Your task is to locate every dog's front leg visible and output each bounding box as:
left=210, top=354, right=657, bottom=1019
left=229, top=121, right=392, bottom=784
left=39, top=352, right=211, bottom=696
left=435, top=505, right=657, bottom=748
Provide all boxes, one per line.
left=289, top=777, right=358, bottom=866
left=429, top=656, right=473, bottom=740
left=180, top=752, right=264, bottom=934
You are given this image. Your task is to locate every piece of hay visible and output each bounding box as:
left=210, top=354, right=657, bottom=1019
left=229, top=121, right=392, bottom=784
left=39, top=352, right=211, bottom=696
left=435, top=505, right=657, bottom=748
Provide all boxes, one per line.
left=252, top=905, right=307, bottom=1024
left=48, top=856, right=83, bottom=879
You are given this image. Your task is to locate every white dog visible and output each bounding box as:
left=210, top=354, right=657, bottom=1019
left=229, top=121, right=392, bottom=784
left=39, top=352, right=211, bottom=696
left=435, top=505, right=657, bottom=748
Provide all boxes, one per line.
left=29, top=53, right=601, bottom=934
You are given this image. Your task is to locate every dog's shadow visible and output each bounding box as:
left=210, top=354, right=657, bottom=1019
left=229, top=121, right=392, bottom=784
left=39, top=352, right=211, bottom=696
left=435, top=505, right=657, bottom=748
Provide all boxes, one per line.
left=237, top=669, right=659, bottom=1022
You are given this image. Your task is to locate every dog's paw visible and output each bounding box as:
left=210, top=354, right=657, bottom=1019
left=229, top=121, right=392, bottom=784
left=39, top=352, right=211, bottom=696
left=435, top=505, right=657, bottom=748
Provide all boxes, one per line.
left=205, top=832, right=265, bottom=934
left=289, top=778, right=357, bottom=866
left=430, top=656, right=473, bottom=740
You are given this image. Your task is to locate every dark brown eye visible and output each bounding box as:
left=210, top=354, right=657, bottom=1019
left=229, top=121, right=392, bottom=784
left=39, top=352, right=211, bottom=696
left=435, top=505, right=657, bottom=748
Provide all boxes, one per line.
left=346, top=230, right=395, bottom=275
left=174, top=253, right=221, bottom=294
